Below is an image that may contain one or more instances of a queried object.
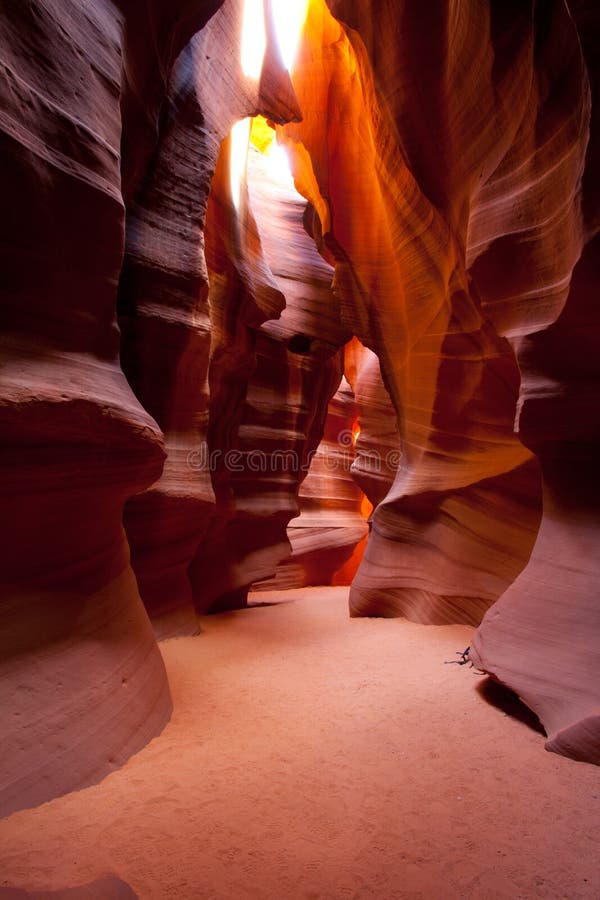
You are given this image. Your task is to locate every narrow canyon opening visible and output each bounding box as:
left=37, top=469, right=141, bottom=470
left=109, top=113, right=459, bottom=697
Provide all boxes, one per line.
left=222, top=111, right=374, bottom=595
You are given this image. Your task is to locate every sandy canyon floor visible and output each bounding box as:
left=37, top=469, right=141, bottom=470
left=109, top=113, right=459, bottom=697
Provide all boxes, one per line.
left=1, top=587, right=598, bottom=899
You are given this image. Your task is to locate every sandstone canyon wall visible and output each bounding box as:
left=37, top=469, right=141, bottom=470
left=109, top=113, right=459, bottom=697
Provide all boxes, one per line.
left=0, top=0, right=311, bottom=813
left=279, top=0, right=550, bottom=627
left=470, top=0, right=600, bottom=765
left=0, top=0, right=176, bottom=818
left=189, top=135, right=356, bottom=609
left=118, top=2, right=303, bottom=634
left=254, top=374, right=369, bottom=591
left=0, top=0, right=370, bottom=814
left=1, top=0, right=599, bottom=822
left=276, top=0, right=598, bottom=761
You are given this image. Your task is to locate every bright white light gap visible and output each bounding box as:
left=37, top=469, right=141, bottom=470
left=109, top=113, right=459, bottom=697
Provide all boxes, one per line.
left=272, top=0, right=309, bottom=71
left=230, top=117, right=251, bottom=210
left=241, top=0, right=266, bottom=79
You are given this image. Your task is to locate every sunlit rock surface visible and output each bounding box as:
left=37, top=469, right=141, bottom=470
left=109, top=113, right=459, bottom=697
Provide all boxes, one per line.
left=274, top=0, right=597, bottom=761
left=254, top=376, right=368, bottom=591
left=345, top=339, right=400, bottom=509
left=1, top=0, right=598, bottom=817
left=119, top=1, right=301, bottom=636
left=189, top=138, right=352, bottom=610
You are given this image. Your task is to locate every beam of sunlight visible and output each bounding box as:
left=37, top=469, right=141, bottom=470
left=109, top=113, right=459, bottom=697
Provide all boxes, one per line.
left=250, top=117, right=295, bottom=189
left=241, top=0, right=267, bottom=79
left=267, top=141, right=294, bottom=188
left=230, top=117, right=251, bottom=211
left=272, top=0, right=309, bottom=71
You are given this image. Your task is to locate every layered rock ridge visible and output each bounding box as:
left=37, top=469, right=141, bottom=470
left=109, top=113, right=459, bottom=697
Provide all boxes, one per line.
left=470, top=0, right=600, bottom=764
left=118, top=1, right=301, bottom=635
left=189, top=123, right=356, bottom=610
left=276, top=1, right=545, bottom=628
left=273, top=0, right=597, bottom=762
left=253, top=374, right=369, bottom=591
left=0, top=0, right=177, bottom=816
left=1, top=0, right=598, bottom=819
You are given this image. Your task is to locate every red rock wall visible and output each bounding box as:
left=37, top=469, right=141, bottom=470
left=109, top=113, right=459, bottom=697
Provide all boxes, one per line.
left=255, top=375, right=368, bottom=591
left=344, top=339, right=400, bottom=509
left=274, top=0, right=597, bottom=761
left=1, top=0, right=598, bottom=815
left=189, top=133, right=354, bottom=610
left=1, top=0, right=304, bottom=813
left=118, top=1, right=301, bottom=635
left=470, top=0, right=600, bottom=764
left=276, top=1, right=546, bottom=626
left=0, top=0, right=179, bottom=815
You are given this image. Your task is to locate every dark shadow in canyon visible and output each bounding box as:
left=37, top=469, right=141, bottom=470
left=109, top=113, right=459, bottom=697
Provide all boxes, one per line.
left=476, top=678, right=546, bottom=736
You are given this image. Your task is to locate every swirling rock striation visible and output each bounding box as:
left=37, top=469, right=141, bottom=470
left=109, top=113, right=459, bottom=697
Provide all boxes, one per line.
left=0, top=0, right=194, bottom=816
left=277, top=0, right=597, bottom=760
left=1, top=0, right=598, bottom=818
left=274, top=1, right=547, bottom=626
left=190, top=136, right=352, bottom=610
left=254, top=375, right=368, bottom=591
left=470, top=0, right=600, bottom=764
left=119, top=0, right=301, bottom=635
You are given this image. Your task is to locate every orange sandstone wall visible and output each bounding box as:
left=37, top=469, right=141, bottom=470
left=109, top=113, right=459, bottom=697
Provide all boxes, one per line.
left=189, top=134, right=354, bottom=610
left=278, top=0, right=547, bottom=625
left=275, top=0, right=598, bottom=762
left=1, top=0, right=598, bottom=817
left=118, top=1, right=301, bottom=635
left=255, top=375, right=369, bottom=591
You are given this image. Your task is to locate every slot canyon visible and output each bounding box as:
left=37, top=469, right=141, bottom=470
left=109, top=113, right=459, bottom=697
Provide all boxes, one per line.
left=0, top=0, right=599, bottom=897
